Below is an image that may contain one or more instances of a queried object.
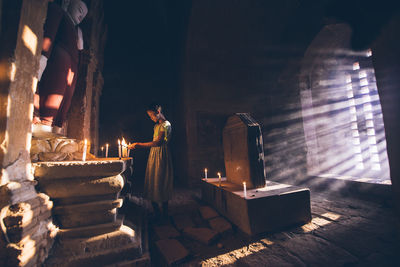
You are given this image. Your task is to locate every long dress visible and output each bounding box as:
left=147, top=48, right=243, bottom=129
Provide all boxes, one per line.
left=144, top=121, right=174, bottom=202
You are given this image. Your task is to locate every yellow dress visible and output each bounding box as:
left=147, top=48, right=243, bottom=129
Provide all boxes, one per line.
left=144, top=121, right=173, bottom=202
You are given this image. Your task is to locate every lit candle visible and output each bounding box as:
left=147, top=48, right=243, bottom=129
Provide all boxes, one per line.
left=243, top=182, right=247, bottom=198
left=82, top=139, right=87, bottom=161
left=204, top=168, right=208, bottom=180
left=122, top=138, right=128, bottom=157
left=127, top=142, right=131, bottom=157
left=101, top=146, right=104, bottom=157
left=118, top=139, right=121, bottom=159
left=105, top=143, right=109, bottom=158
left=218, top=172, right=221, bottom=187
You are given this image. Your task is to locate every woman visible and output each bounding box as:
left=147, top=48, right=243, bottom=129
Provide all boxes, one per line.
left=129, top=103, right=173, bottom=220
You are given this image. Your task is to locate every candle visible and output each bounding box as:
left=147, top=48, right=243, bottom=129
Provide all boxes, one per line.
left=218, top=172, right=221, bottom=187
left=127, top=142, right=131, bottom=157
left=204, top=168, right=208, bottom=180
left=101, top=146, right=104, bottom=157
left=118, top=139, right=121, bottom=159
left=243, top=182, right=247, bottom=198
left=122, top=138, right=127, bottom=157
left=82, top=139, right=87, bottom=161
left=105, top=143, right=109, bottom=158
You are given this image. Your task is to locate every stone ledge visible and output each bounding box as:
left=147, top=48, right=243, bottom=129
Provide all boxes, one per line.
left=33, top=158, right=132, bottom=179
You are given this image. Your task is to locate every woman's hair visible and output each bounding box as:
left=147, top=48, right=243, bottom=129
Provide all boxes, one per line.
left=147, top=102, right=162, bottom=113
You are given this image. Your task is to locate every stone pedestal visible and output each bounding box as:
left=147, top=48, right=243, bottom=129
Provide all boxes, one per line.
left=203, top=113, right=312, bottom=235
left=201, top=178, right=311, bottom=235
left=33, top=159, right=149, bottom=266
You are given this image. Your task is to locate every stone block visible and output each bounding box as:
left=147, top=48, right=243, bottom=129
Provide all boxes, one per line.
left=0, top=181, right=38, bottom=206
left=33, top=159, right=132, bottom=180
left=5, top=208, right=52, bottom=243
left=153, top=225, right=180, bottom=240
left=37, top=175, right=124, bottom=199
left=172, top=214, right=195, bottom=231
left=183, top=227, right=219, bottom=245
left=223, top=113, right=266, bottom=188
left=106, top=252, right=151, bottom=267
left=46, top=225, right=143, bottom=267
left=58, top=219, right=123, bottom=238
left=201, top=179, right=312, bottom=235
left=209, top=216, right=232, bottom=235
left=199, top=206, right=219, bottom=220
left=56, top=208, right=117, bottom=228
left=155, top=239, right=189, bottom=265
left=53, top=199, right=123, bottom=228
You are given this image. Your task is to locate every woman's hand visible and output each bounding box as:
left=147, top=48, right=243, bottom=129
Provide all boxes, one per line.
left=128, top=143, right=139, bottom=149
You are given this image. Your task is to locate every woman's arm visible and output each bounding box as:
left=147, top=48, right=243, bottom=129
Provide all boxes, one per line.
left=129, top=130, right=165, bottom=149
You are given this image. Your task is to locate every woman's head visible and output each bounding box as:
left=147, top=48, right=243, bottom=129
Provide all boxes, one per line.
left=146, top=103, right=163, bottom=122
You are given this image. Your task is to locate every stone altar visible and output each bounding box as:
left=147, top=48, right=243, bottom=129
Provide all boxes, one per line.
left=33, top=158, right=148, bottom=266
left=202, top=113, right=311, bottom=235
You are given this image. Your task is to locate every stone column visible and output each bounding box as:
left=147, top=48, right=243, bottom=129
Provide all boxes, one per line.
left=67, top=0, right=106, bottom=153
left=0, top=0, right=57, bottom=266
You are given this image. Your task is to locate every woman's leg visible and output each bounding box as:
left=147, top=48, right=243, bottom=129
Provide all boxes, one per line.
left=40, top=94, right=64, bottom=125
left=38, top=46, right=71, bottom=126
left=53, top=67, right=77, bottom=127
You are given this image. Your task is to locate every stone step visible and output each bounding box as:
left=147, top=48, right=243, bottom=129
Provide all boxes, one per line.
left=53, top=198, right=123, bottom=228
left=58, top=219, right=123, bottom=238
left=45, top=225, right=142, bottom=267
left=53, top=198, right=123, bottom=214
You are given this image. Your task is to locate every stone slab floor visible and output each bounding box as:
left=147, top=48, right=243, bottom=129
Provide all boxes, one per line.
left=124, top=183, right=400, bottom=267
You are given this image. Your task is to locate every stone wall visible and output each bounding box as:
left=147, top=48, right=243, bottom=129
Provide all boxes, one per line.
left=177, top=0, right=322, bottom=185
left=372, top=13, right=400, bottom=214
left=177, top=0, right=400, bottom=211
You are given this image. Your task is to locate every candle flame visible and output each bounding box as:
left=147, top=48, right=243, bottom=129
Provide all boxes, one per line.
left=118, top=139, right=120, bottom=145
left=205, top=168, right=207, bottom=172
left=122, top=138, right=127, bottom=146
left=243, top=182, right=246, bottom=185
left=101, top=146, right=104, bottom=150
